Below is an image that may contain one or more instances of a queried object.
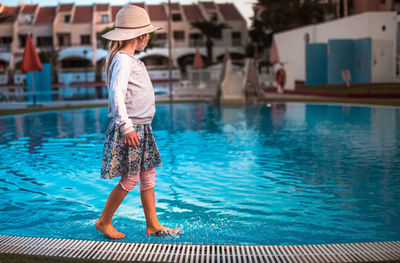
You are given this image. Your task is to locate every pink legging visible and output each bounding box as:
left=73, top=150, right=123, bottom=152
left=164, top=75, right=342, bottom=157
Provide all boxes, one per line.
left=119, top=168, right=155, bottom=192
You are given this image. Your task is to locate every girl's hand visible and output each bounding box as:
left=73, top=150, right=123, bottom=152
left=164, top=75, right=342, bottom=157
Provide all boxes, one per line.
left=123, top=130, right=140, bottom=148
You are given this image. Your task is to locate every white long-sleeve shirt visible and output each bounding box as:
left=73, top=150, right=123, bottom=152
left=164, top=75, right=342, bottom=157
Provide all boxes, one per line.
left=107, top=51, right=156, bottom=136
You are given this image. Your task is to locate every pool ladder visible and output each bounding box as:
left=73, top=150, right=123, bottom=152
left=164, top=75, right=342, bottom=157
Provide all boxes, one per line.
left=0, top=234, right=399, bottom=262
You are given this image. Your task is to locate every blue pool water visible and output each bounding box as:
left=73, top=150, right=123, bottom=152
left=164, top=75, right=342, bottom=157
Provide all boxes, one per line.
left=0, top=102, right=399, bottom=245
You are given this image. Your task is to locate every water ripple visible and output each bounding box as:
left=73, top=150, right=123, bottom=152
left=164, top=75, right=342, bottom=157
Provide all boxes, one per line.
left=0, top=103, right=399, bottom=245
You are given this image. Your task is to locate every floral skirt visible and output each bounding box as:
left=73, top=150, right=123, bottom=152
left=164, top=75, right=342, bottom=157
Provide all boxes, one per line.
left=100, top=119, right=162, bottom=179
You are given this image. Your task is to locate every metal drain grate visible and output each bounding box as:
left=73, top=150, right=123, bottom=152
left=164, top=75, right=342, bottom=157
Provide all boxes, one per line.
left=0, top=234, right=399, bottom=262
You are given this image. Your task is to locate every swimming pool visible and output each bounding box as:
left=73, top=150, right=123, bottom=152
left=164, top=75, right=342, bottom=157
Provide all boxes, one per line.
left=0, top=102, right=399, bottom=245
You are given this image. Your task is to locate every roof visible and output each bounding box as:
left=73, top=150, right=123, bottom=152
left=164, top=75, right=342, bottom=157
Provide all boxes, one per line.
left=131, top=3, right=145, bottom=8
left=147, top=5, right=167, bottom=21
left=1, top=6, right=20, bottom=23
left=95, top=4, right=109, bottom=12
left=111, top=6, right=122, bottom=22
left=58, top=4, right=74, bottom=12
left=201, top=2, right=217, bottom=10
left=73, top=5, right=93, bottom=23
left=35, top=6, right=56, bottom=24
left=170, top=3, right=180, bottom=11
left=217, top=3, right=243, bottom=21
left=21, top=4, right=37, bottom=13
left=182, top=5, right=205, bottom=21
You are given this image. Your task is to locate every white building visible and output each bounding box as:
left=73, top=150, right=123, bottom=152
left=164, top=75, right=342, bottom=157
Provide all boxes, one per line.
left=273, top=11, right=398, bottom=83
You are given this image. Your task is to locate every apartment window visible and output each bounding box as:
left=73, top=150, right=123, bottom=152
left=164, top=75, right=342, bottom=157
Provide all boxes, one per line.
left=23, top=15, right=33, bottom=25
left=18, top=34, right=27, bottom=48
left=81, top=35, right=91, bottom=45
left=189, top=33, right=203, bottom=47
left=210, top=12, right=218, bottom=22
left=173, top=31, right=185, bottom=41
left=64, top=15, right=71, bottom=23
left=0, top=37, right=12, bottom=52
left=37, top=36, right=53, bottom=47
left=58, top=33, right=71, bottom=47
left=155, top=33, right=167, bottom=47
left=214, top=29, right=222, bottom=39
left=156, top=33, right=167, bottom=40
left=0, top=37, right=12, bottom=44
left=101, top=15, right=109, bottom=23
left=232, top=32, right=241, bottom=46
left=172, top=13, right=182, bottom=21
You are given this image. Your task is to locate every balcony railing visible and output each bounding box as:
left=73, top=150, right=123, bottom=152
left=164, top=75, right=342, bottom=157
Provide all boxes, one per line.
left=232, top=39, right=242, bottom=46
left=37, top=46, right=54, bottom=51
left=189, top=40, right=205, bottom=47
left=154, top=40, right=167, bottom=48
left=0, top=45, right=11, bottom=52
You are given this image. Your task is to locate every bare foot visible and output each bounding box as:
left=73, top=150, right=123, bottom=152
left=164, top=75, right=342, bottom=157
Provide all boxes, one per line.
left=95, top=219, right=126, bottom=239
left=146, top=224, right=181, bottom=236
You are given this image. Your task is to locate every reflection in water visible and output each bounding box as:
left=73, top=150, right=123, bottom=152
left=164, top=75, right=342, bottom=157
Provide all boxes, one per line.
left=271, top=103, right=286, bottom=129
left=0, top=103, right=399, bottom=245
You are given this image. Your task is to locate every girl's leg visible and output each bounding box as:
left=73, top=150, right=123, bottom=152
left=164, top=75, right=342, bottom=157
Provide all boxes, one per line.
left=95, top=175, right=139, bottom=239
left=139, top=168, right=180, bottom=235
left=139, top=168, right=162, bottom=234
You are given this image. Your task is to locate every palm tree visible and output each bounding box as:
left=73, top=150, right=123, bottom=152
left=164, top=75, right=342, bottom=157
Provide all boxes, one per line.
left=248, top=19, right=272, bottom=58
left=257, top=0, right=333, bottom=33
left=334, top=0, right=354, bottom=18
left=190, top=19, right=230, bottom=66
left=249, top=0, right=334, bottom=61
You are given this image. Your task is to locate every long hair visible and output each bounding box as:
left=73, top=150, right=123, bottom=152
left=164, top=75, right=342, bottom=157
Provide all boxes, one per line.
left=104, top=34, right=148, bottom=86
left=104, top=39, right=133, bottom=86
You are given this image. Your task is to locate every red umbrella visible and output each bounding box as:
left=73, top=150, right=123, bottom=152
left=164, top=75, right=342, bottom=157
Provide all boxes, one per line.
left=222, top=49, right=231, bottom=64
left=193, top=48, right=204, bottom=68
left=21, top=35, right=42, bottom=73
left=21, top=35, right=42, bottom=106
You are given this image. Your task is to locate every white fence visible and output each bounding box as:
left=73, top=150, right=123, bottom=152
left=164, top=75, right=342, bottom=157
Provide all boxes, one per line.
left=58, top=72, right=95, bottom=84
left=1, top=63, right=255, bottom=102
left=147, top=69, right=181, bottom=80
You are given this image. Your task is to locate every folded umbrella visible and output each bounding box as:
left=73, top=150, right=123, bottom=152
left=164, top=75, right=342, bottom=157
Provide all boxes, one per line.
left=21, top=35, right=42, bottom=73
left=21, top=35, right=43, bottom=106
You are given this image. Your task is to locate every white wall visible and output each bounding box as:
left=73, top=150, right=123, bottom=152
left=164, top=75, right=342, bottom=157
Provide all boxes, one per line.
left=274, top=11, right=397, bottom=82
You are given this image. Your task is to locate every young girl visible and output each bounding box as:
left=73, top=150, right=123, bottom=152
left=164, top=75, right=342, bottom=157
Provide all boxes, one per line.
left=95, top=4, right=181, bottom=239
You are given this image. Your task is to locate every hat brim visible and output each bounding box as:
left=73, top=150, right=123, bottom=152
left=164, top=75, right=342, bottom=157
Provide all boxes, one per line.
left=101, top=25, right=162, bottom=41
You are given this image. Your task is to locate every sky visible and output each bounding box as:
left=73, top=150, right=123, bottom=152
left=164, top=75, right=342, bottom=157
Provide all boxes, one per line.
left=2, top=0, right=257, bottom=27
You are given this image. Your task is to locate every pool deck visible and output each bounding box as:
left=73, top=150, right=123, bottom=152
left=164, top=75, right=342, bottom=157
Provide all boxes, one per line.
left=0, top=92, right=339, bottom=109
left=0, top=234, right=399, bottom=263
left=1, top=92, right=399, bottom=116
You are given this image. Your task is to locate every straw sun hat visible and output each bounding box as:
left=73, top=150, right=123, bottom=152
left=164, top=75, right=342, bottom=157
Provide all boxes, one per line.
left=101, top=4, right=161, bottom=41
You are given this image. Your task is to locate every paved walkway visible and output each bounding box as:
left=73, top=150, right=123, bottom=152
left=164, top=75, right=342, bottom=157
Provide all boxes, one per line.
left=0, top=97, right=212, bottom=110
left=1, top=92, right=398, bottom=111
left=0, top=86, right=221, bottom=110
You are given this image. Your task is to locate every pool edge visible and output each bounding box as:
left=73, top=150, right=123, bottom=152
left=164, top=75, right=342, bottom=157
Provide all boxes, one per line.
left=0, top=234, right=399, bottom=262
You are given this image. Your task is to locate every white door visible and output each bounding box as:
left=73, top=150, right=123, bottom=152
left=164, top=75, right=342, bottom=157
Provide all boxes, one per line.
left=372, top=40, right=394, bottom=83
